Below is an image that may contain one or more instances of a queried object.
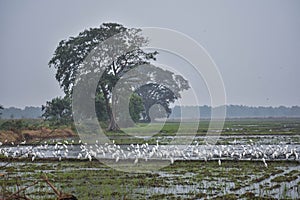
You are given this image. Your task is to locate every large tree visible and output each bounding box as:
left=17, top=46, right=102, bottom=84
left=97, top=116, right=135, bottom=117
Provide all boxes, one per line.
left=49, top=23, right=157, bottom=130
left=49, top=22, right=189, bottom=131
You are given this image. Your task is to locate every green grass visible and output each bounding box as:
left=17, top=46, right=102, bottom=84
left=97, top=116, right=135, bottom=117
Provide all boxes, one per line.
left=1, top=160, right=299, bottom=199
left=120, top=118, right=300, bottom=136
left=102, top=118, right=300, bottom=144
left=1, top=118, right=299, bottom=145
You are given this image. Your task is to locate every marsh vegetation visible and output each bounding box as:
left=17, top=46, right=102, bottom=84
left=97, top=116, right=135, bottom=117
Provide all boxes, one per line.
left=0, top=118, right=300, bottom=199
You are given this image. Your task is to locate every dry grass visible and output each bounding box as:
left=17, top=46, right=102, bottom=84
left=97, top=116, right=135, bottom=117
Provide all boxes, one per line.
left=0, top=128, right=77, bottom=144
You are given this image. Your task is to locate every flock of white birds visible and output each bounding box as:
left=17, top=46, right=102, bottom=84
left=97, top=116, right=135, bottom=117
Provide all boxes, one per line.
left=0, top=139, right=299, bottom=167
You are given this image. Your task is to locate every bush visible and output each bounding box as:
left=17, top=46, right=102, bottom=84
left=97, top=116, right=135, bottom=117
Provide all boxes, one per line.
left=0, top=120, right=28, bottom=131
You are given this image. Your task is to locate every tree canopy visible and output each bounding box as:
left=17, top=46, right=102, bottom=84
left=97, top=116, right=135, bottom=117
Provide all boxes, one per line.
left=42, top=96, right=72, bottom=125
left=48, top=22, right=189, bottom=131
left=135, top=81, right=188, bottom=122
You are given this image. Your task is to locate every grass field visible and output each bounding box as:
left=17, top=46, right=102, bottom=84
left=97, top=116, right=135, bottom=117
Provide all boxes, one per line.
left=1, top=159, right=300, bottom=199
left=1, top=118, right=299, bottom=145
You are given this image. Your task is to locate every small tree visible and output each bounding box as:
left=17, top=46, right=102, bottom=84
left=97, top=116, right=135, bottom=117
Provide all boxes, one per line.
left=0, top=105, right=3, bottom=120
left=0, top=105, right=3, bottom=116
left=42, top=96, right=72, bottom=126
left=129, top=93, right=144, bottom=123
left=135, top=82, right=188, bottom=122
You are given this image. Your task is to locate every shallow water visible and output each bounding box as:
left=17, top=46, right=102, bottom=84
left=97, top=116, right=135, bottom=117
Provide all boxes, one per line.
left=1, top=160, right=299, bottom=199
left=1, top=141, right=300, bottom=162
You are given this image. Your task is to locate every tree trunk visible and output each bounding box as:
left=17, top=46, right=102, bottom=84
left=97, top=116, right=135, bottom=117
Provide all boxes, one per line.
left=145, top=107, right=151, bottom=123
left=101, top=85, right=120, bottom=131
left=107, top=111, right=120, bottom=131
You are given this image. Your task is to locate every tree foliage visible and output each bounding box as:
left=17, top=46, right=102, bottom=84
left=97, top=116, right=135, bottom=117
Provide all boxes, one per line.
left=48, top=22, right=189, bottom=130
left=129, top=93, right=144, bottom=123
left=42, top=96, right=72, bottom=126
left=135, top=81, right=189, bottom=122
left=0, top=119, right=27, bottom=132
left=0, top=105, right=3, bottom=116
left=49, top=23, right=157, bottom=130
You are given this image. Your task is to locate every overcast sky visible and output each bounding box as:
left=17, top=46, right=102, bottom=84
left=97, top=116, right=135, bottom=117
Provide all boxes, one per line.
left=0, top=0, right=300, bottom=108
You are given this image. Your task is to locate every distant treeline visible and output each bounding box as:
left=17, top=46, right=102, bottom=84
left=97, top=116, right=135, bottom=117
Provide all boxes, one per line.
left=0, top=106, right=43, bottom=119
left=0, top=105, right=300, bottom=119
left=169, top=105, right=300, bottom=119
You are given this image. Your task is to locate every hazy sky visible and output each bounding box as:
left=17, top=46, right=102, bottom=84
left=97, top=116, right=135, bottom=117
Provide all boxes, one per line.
left=0, top=0, right=300, bottom=108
